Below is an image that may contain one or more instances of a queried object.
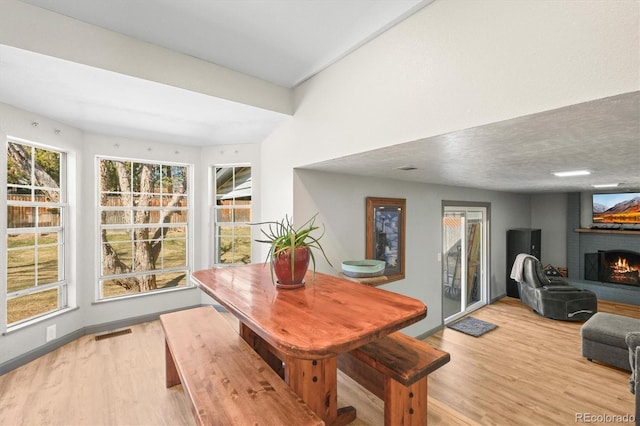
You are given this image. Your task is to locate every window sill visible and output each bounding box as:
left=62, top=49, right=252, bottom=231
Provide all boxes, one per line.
left=92, top=284, right=198, bottom=304
left=3, top=306, right=80, bottom=336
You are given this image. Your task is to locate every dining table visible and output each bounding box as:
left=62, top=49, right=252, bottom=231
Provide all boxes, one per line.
left=192, top=263, right=427, bottom=426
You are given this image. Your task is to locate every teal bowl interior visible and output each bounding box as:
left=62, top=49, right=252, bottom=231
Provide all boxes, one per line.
left=341, top=260, right=386, bottom=277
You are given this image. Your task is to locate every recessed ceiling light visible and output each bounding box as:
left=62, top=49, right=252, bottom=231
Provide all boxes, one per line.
left=553, top=170, right=591, bottom=177
left=396, top=166, right=418, bottom=171
left=592, top=183, right=619, bottom=188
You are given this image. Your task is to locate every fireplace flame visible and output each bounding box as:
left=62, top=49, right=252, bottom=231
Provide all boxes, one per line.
left=611, top=256, right=639, bottom=277
left=589, top=251, right=640, bottom=286
left=613, top=257, right=631, bottom=273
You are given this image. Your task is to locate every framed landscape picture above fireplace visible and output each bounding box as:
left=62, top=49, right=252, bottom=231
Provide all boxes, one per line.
left=592, top=192, right=640, bottom=224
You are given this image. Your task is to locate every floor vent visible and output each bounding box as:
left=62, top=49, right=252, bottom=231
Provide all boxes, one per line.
left=94, top=328, right=132, bottom=341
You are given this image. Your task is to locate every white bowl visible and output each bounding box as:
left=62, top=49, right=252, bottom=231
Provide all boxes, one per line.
left=341, top=260, right=386, bottom=278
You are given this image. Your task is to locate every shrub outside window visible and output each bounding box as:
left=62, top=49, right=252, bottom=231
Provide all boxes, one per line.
left=212, top=166, right=251, bottom=265
left=6, top=140, right=67, bottom=325
left=98, top=158, right=190, bottom=299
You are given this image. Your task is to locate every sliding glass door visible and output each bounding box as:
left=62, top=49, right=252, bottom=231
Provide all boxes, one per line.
left=442, top=205, right=488, bottom=323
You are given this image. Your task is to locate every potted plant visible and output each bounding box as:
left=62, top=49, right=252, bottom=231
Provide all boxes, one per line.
left=254, top=213, right=332, bottom=288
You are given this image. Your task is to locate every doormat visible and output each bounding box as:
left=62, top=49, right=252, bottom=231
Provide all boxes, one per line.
left=447, top=317, right=497, bottom=337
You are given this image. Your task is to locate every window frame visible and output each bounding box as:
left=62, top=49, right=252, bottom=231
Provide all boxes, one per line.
left=5, top=138, right=68, bottom=327
left=211, top=164, right=252, bottom=266
left=96, top=156, right=193, bottom=301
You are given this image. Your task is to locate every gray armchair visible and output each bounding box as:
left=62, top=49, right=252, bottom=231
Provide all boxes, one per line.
left=626, top=332, right=640, bottom=425
left=513, top=255, right=597, bottom=321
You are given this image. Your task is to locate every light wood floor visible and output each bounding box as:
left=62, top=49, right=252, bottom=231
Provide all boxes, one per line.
left=426, top=297, right=636, bottom=426
left=0, top=297, right=635, bottom=425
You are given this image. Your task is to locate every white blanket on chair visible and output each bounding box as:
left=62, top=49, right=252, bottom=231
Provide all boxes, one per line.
left=509, top=253, right=538, bottom=283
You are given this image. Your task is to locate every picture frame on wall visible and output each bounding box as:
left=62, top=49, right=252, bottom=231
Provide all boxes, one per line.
left=366, top=197, right=406, bottom=282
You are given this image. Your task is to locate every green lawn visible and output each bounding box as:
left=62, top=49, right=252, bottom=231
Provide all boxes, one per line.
left=7, top=288, right=58, bottom=324
left=100, top=228, right=188, bottom=297
left=216, top=225, right=251, bottom=264
left=6, top=229, right=191, bottom=324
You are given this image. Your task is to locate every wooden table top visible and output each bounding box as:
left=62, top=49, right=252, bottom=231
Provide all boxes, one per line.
left=192, top=264, right=427, bottom=359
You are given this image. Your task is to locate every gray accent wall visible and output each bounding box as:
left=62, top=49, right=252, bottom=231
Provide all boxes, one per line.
left=531, top=193, right=568, bottom=267
left=567, top=192, right=582, bottom=280
left=293, top=169, right=532, bottom=337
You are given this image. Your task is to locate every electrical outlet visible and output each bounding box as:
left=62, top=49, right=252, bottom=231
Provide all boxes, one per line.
left=46, top=324, right=56, bottom=342
left=437, top=252, right=442, bottom=262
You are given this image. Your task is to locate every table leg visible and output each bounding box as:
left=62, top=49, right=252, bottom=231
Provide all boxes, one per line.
left=239, top=322, right=285, bottom=379
left=285, top=356, right=356, bottom=426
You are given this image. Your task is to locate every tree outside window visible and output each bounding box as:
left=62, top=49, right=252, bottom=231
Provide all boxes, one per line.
left=6, top=140, right=66, bottom=325
left=98, top=158, right=190, bottom=299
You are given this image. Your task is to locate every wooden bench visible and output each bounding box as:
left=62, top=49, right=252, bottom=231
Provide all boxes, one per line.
left=337, top=332, right=450, bottom=426
left=160, top=306, right=324, bottom=426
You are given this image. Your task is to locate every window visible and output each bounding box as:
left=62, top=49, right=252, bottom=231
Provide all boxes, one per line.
left=6, top=140, right=67, bottom=325
left=212, top=166, right=251, bottom=265
left=98, top=158, right=190, bottom=299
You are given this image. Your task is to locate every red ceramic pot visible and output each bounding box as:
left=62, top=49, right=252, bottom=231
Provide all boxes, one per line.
left=272, top=246, right=310, bottom=286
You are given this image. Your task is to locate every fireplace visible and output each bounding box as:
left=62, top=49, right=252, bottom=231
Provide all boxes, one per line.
left=585, top=250, right=640, bottom=285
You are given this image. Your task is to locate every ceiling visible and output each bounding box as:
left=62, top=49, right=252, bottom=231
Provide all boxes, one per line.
left=1, top=0, right=431, bottom=146
left=2, top=0, right=639, bottom=193
left=0, top=44, right=290, bottom=146
left=0, top=45, right=289, bottom=145
left=17, top=0, right=430, bottom=88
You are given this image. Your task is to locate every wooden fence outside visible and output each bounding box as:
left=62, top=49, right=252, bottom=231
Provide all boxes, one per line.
left=8, top=195, right=189, bottom=228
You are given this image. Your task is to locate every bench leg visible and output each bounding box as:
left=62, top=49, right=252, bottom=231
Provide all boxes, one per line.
left=385, top=377, right=428, bottom=426
left=165, top=339, right=181, bottom=388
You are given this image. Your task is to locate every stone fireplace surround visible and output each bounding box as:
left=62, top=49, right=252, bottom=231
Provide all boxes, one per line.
left=566, top=193, right=640, bottom=304
left=569, top=238, right=640, bottom=304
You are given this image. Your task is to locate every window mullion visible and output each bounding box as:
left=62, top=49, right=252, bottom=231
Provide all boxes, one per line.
left=7, top=281, right=63, bottom=299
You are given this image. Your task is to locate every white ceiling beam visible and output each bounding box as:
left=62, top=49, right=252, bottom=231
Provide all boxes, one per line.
left=0, top=0, right=293, bottom=116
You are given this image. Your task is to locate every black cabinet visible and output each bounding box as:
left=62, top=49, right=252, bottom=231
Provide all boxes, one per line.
left=506, top=228, right=541, bottom=298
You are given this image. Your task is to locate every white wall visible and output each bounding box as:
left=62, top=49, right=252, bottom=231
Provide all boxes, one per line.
left=0, top=103, right=256, bottom=365
left=531, top=193, right=569, bottom=267
left=293, top=169, right=531, bottom=336
left=261, top=0, right=639, bottom=226
left=259, top=0, right=636, bottom=334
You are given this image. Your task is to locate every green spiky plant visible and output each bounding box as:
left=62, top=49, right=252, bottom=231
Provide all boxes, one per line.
left=254, top=213, right=333, bottom=283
